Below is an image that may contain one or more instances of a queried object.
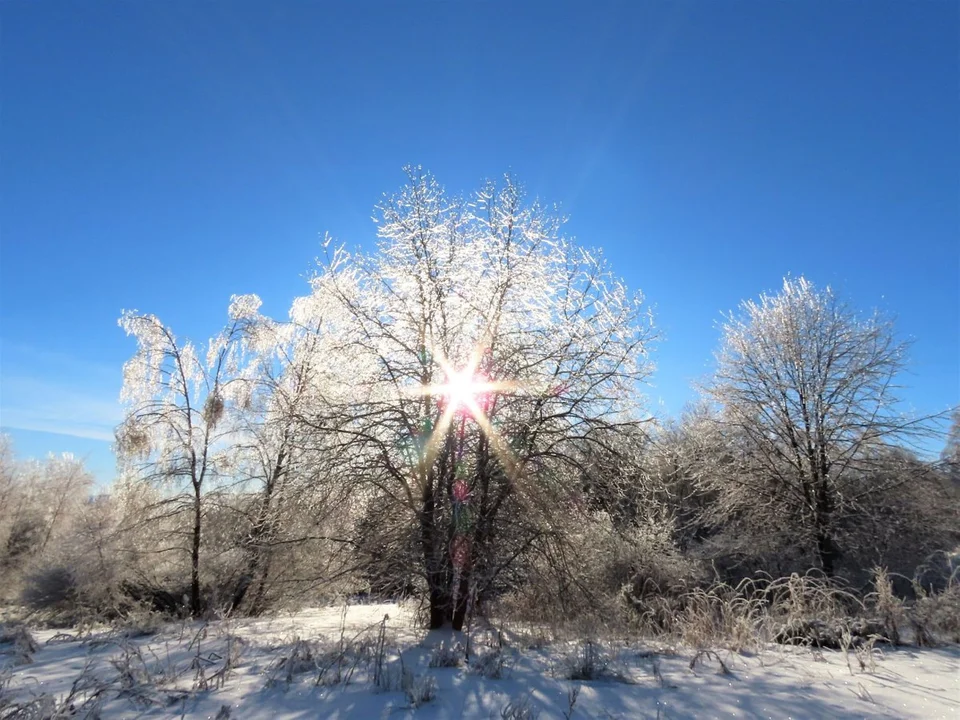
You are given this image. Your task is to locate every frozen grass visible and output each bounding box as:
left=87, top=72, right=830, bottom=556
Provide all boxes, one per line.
left=428, top=640, right=464, bottom=668
left=620, top=569, right=960, bottom=653
left=0, top=602, right=957, bottom=719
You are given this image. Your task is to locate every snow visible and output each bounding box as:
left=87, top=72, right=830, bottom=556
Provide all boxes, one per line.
left=2, top=603, right=958, bottom=719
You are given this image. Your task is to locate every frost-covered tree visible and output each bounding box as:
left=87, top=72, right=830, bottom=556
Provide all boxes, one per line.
left=283, top=169, right=655, bottom=628
left=705, top=276, right=939, bottom=575
left=0, top=437, right=93, bottom=571
left=941, top=407, right=960, bottom=481
left=0, top=438, right=95, bottom=607
left=221, top=311, right=357, bottom=614
left=116, top=300, right=254, bottom=616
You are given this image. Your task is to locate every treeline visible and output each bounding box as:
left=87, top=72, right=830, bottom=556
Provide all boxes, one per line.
left=2, top=170, right=957, bottom=632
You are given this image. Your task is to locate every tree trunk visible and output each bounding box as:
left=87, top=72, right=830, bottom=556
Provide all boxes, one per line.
left=241, top=485, right=280, bottom=614
left=191, top=485, right=202, bottom=617
left=421, top=470, right=452, bottom=629
left=816, top=529, right=837, bottom=577
left=428, top=585, right=450, bottom=629
left=814, top=480, right=837, bottom=576
left=451, top=570, right=470, bottom=631
left=247, top=557, right=273, bottom=616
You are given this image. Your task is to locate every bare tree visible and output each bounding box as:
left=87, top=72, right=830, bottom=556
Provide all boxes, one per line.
left=116, top=301, right=251, bottom=616
left=704, top=276, right=941, bottom=575
left=0, top=438, right=93, bottom=570
left=283, top=169, right=655, bottom=628
left=225, top=316, right=356, bottom=615
left=941, top=407, right=960, bottom=480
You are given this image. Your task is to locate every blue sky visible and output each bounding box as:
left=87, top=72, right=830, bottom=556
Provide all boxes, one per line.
left=2, top=0, right=957, bottom=480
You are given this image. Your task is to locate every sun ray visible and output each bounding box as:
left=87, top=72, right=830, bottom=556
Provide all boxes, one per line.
left=419, top=399, right=457, bottom=472
left=459, top=395, right=519, bottom=479
left=401, top=338, right=532, bottom=484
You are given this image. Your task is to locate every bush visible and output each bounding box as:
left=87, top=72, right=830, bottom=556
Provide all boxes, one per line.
left=404, top=672, right=437, bottom=708
left=914, top=549, right=960, bottom=595
left=557, top=640, right=629, bottom=683
left=773, top=618, right=887, bottom=649
left=495, top=513, right=702, bottom=637
left=500, top=694, right=539, bottom=720
left=670, top=583, right=763, bottom=650
left=20, top=565, right=78, bottom=611
left=867, top=567, right=906, bottom=644
left=428, top=640, right=463, bottom=668
left=267, top=637, right=320, bottom=686
left=912, top=580, right=960, bottom=644
left=114, top=608, right=166, bottom=638
left=0, top=624, right=38, bottom=665
left=562, top=640, right=609, bottom=681
left=471, top=647, right=505, bottom=679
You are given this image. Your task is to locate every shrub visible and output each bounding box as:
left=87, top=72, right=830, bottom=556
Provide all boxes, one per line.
left=501, top=694, right=540, bottom=719
left=404, top=672, right=437, bottom=707
left=558, top=640, right=629, bottom=682
left=912, top=579, right=960, bottom=644
left=20, top=565, right=78, bottom=611
left=563, top=640, right=608, bottom=680
left=114, top=608, right=166, bottom=638
left=0, top=624, right=38, bottom=665
left=867, top=567, right=906, bottom=644
left=428, top=640, right=463, bottom=668
left=471, top=647, right=505, bottom=679
left=496, top=513, right=702, bottom=637
left=267, top=637, right=319, bottom=686
left=672, top=583, right=763, bottom=650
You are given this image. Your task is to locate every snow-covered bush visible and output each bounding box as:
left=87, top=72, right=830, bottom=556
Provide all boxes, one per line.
left=267, top=637, right=320, bottom=687
left=867, top=567, right=906, bottom=645
left=404, top=672, right=437, bottom=707
left=560, top=640, right=610, bottom=681
left=500, top=694, right=540, bottom=719
left=471, top=647, right=505, bottom=679
left=912, top=578, right=960, bottom=644
left=20, top=565, right=78, bottom=613
left=428, top=640, right=463, bottom=668
left=0, top=624, right=38, bottom=665
left=495, top=511, right=702, bottom=638
left=670, top=583, right=765, bottom=651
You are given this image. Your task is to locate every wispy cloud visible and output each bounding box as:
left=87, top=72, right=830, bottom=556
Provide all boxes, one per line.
left=0, top=344, right=122, bottom=443
left=1, top=376, right=122, bottom=442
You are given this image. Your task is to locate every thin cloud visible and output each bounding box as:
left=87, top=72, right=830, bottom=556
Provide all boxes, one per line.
left=1, top=376, right=122, bottom=442
left=0, top=345, right=122, bottom=444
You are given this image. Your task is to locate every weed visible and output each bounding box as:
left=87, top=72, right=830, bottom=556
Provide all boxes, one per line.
left=429, top=640, right=464, bottom=668
left=688, top=649, right=731, bottom=675
left=564, top=684, right=581, bottom=719
left=867, top=567, right=904, bottom=645
left=501, top=694, right=539, bottom=720
left=471, top=647, right=506, bottom=679
left=404, top=672, right=437, bottom=708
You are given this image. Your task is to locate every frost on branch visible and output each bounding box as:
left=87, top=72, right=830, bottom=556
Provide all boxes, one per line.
left=282, top=168, right=657, bottom=629
left=703, top=275, right=936, bottom=576
left=229, top=293, right=262, bottom=321
left=116, top=305, right=258, bottom=615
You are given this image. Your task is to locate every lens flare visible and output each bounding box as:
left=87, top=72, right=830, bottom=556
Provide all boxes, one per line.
left=439, top=368, right=487, bottom=412
left=407, top=343, right=521, bottom=477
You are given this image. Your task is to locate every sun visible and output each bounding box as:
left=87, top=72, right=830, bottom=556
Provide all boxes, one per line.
left=405, top=342, right=525, bottom=480
left=439, top=368, right=488, bottom=412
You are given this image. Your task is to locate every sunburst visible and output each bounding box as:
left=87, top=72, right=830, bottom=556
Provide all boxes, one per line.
left=409, top=344, right=520, bottom=477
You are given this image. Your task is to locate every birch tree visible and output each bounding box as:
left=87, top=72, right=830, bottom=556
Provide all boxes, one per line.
left=116, top=298, right=254, bottom=616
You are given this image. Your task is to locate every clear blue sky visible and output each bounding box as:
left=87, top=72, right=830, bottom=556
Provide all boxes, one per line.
left=2, top=1, right=957, bottom=480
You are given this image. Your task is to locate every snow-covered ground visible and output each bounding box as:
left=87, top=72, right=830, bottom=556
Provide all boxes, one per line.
left=2, top=603, right=958, bottom=719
